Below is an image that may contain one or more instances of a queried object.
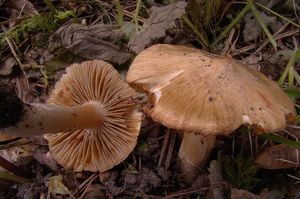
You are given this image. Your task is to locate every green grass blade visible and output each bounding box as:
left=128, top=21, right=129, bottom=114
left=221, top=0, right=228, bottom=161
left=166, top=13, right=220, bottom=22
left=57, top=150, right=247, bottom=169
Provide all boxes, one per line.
left=0, top=172, right=31, bottom=183
left=182, top=15, right=209, bottom=48
left=248, top=0, right=277, bottom=50
left=43, top=0, right=57, bottom=14
left=255, top=2, right=300, bottom=29
left=212, top=3, right=250, bottom=47
left=285, top=88, right=300, bottom=101
left=134, top=0, right=142, bottom=31
left=288, top=67, right=295, bottom=88
left=114, top=0, right=124, bottom=27
left=259, top=133, right=300, bottom=148
left=293, top=68, right=300, bottom=85
left=278, top=48, right=300, bottom=85
left=204, top=0, right=212, bottom=29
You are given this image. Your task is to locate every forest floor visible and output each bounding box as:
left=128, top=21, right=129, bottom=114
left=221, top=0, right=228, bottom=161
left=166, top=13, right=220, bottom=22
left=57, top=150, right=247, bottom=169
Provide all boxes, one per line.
left=0, top=0, right=300, bottom=198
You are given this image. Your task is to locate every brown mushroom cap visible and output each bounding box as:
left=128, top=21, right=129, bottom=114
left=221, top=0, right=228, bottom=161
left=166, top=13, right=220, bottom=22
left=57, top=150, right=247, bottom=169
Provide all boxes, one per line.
left=126, top=44, right=295, bottom=135
left=45, top=60, right=142, bottom=172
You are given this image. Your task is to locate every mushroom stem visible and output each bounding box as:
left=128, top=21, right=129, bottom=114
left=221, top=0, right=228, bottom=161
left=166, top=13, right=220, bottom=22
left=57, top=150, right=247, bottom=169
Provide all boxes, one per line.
left=1, top=102, right=106, bottom=137
left=178, top=133, right=216, bottom=183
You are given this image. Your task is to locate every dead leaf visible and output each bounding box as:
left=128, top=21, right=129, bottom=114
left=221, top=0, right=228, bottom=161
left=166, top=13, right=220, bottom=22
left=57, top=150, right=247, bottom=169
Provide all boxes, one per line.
left=49, top=23, right=131, bottom=65
left=259, top=188, right=283, bottom=199
left=121, top=167, right=161, bottom=193
left=82, top=185, right=105, bottom=199
left=0, top=57, right=16, bottom=76
left=128, top=1, right=187, bottom=53
left=231, top=188, right=284, bottom=199
left=33, top=150, right=59, bottom=171
left=231, top=188, right=260, bottom=199
left=255, top=144, right=299, bottom=169
left=6, top=0, right=38, bottom=17
left=207, top=160, right=224, bottom=199
left=0, top=134, right=35, bottom=170
left=47, top=175, right=75, bottom=199
left=269, top=49, right=295, bottom=65
left=243, top=11, right=281, bottom=42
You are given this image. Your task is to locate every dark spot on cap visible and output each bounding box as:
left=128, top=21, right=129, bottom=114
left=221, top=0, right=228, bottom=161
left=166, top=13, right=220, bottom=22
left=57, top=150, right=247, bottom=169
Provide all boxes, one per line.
left=72, top=112, right=78, bottom=117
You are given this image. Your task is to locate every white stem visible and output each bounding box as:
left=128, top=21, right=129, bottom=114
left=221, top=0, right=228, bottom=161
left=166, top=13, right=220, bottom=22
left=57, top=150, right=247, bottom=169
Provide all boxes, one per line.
left=1, top=102, right=106, bottom=137
left=178, top=133, right=216, bottom=183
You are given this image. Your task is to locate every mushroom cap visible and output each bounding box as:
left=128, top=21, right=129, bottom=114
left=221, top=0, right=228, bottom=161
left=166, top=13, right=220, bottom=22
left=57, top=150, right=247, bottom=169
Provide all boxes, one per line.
left=126, top=44, right=295, bottom=135
left=45, top=60, right=142, bottom=172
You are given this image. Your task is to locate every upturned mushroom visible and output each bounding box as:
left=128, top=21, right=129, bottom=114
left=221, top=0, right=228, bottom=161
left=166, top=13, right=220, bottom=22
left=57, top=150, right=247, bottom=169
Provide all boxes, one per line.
left=1, top=60, right=142, bottom=172
left=126, top=44, right=296, bottom=183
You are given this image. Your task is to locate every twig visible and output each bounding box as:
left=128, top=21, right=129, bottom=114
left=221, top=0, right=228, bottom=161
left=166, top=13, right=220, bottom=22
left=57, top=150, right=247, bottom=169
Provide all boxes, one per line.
left=0, top=171, right=31, bottom=184
left=287, top=125, right=300, bottom=129
left=0, top=155, right=30, bottom=178
left=0, top=16, right=28, bottom=26
left=233, top=29, right=299, bottom=55
left=78, top=173, right=98, bottom=192
left=253, top=23, right=289, bottom=55
left=164, top=183, right=228, bottom=199
left=165, top=131, right=176, bottom=170
left=78, top=174, right=99, bottom=199
left=0, top=138, right=31, bottom=150
left=134, top=0, right=142, bottom=31
left=1, top=25, right=30, bottom=96
left=158, top=129, right=170, bottom=169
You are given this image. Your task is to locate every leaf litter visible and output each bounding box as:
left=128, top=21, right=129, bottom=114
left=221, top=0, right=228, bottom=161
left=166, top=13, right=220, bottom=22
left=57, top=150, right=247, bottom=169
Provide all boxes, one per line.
left=49, top=23, right=132, bottom=65
left=128, top=1, right=187, bottom=53
left=0, top=0, right=300, bottom=198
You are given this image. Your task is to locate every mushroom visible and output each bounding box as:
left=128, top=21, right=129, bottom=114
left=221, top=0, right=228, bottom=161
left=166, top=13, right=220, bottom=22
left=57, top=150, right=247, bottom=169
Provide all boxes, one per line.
left=1, top=60, right=142, bottom=172
left=126, top=44, right=296, bottom=183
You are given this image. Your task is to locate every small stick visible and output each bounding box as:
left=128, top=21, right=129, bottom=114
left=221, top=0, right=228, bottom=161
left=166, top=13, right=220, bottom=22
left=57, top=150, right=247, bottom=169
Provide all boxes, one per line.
left=0, top=155, right=30, bottom=178
left=157, top=129, right=170, bottom=169
left=164, top=183, right=227, bottom=199
left=165, top=131, right=176, bottom=170
left=78, top=174, right=99, bottom=199
left=1, top=25, right=30, bottom=97
left=0, top=138, right=31, bottom=150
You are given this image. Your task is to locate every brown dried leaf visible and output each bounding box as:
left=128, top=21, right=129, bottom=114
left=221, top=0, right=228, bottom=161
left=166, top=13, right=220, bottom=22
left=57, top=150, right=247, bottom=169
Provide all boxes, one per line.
left=231, top=188, right=260, bottom=199
left=0, top=134, right=35, bottom=169
left=128, top=1, right=187, bottom=53
left=7, top=0, right=38, bottom=17
left=207, top=160, right=224, bottom=199
left=0, top=57, right=16, bottom=76
left=49, top=23, right=131, bottom=65
left=33, top=150, right=59, bottom=171
left=231, top=188, right=284, bottom=199
left=82, top=185, right=105, bottom=199
left=255, top=144, right=299, bottom=169
left=243, top=11, right=281, bottom=42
